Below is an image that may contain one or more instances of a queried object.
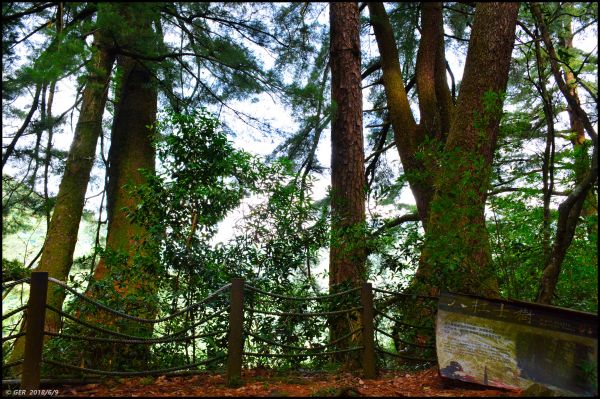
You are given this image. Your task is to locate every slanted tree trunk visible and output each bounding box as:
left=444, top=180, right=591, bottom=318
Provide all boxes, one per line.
left=532, top=3, right=599, bottom=304
left=531, top=26, right=557, bottom=264
left=368, top=2, right=431, bottom=225
left=328, top=1, right=365, bottom=367
left=558, top=13, right=597, bottom=242
left=369, top=2, right=519, bottom=296
left=6, top=28, right=115, bottom=370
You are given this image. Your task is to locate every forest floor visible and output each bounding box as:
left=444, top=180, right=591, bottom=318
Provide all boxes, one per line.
left=58, top=367, right=523, bottom=397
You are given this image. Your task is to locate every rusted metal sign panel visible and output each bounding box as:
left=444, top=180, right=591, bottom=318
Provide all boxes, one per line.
left=436, top=292, right=597, bottom=396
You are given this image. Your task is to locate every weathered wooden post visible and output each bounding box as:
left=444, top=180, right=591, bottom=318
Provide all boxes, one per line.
left=21, top=271, right=49, bottom=391
left=361, top=282, right=377, bottom=378
left=226, top=278, right=244, bottom=387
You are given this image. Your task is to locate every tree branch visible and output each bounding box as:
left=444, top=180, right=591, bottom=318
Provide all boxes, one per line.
left=371, top=213, right=421, bottom=237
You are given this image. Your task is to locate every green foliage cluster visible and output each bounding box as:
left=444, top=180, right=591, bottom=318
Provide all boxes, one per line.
left=490, top=193, right=598, bottom=311
left=48, top=110, right=332, bottom=371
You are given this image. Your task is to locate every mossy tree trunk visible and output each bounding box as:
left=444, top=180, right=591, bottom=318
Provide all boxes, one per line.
left=419, top=2, right=519, bottom=297
left=6, top=28, right=115, bottom=370
left=328, top=1, right=366, bottom=368
left=82, top=3, right=160, bottom=369
left=369, top=2, right=519, bottom=296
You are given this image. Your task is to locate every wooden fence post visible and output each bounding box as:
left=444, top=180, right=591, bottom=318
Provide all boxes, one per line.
left=21, top=271, right=49, bottom=391
left=226, top=278, right=244, bottom=387
left=361, top=282, right=377, bottom=378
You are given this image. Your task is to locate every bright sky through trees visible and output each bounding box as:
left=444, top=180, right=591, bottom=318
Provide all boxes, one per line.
left=2, top=3, right=596, bottom=270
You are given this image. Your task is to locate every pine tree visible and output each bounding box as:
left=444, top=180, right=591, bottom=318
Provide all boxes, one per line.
left=328, top=1, right=365, bottom=367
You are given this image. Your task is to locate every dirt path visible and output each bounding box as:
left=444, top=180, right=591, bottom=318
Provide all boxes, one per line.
left=57, top=367, right=522, bottom=397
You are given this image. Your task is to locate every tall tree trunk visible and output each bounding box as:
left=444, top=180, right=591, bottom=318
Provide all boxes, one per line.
left=92, top=55, right=157, bottom=285
left=532, top=27, right=556, bottom=264
left=6, top=28, right=115, bottom=369
left=370, top=2, right=519, bottom=296
left=415, top=2, right=453, bottom=141
left=420, top=2, right=518, bottom=297
left=81, top=3, right=160, bottom=369
left=328, top=1, right=365, bottom=367
left=90, top=55, right=157, bottom=308
left=536, top=157, right=598, bottom=304
left=81, top=52, right=158, bottom=369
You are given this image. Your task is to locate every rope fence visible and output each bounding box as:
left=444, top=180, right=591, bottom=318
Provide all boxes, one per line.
left=245, top=326, right=362, bottom=352
left=48, top=277, right=230, bottom=324
left=2, top=305, right=28, bottom=321
left=243, top=346, right=364, bottom=358
left=371, top=288, right=438, bottom=370
left=2, top=273, right=440, bottom=390
left=244, top=306, right=363, bottom=318
left=3, top=360, right=24, bottom=369
left=374, top=327, right=435, bottom=349
left=244, top=284, right=361, bottom=301
left=376, top=347, right=436, bottom=363
left=44, top=329, right=228, bottom=345
left=372, top=287, right=438, bottom=300
left=45, top=304, right=229, bottom=340
left=1, top=278, right=31, bottom=291
left=2, top=332, right=26, bottom=343
left=374, top=308, right=435, bottom=331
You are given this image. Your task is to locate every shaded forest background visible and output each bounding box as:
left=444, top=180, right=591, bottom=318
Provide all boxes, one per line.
left=2, top=2, right=597, bottom=375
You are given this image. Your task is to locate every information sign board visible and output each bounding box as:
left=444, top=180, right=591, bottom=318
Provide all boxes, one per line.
left=436, top=292, right=597, bottom=396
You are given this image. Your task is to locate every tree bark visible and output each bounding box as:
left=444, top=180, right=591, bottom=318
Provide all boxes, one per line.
left=420, top=2, right=519, bottom=297
left=535, top=5, right=599, bottom=304
left=535, top=41, right=556, bottom=263
left=7, top=28, right=115, bottom=369
left=368, top=2, right=432, bottom=225
left=329, top=1, right=365, bottom=366
left=81, top=4, right=159, bottom=369
left=558, top=12, right=597, bottom=241
left=369, top=1, right=519, bottom=296
left=415, top=2, right=453, bottom=141
left=92, top=56, right=157, bottom=282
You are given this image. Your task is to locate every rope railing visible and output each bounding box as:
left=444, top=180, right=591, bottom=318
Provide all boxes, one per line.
left=2, top=304, right=28, bottom=321
left=48, top=277, right=231, bottom=324
left=375, top=299, right=438, bottom=316
left=2, top=332, right=26, bottom=343
left=1, top=278, right=31, bottom=291
left=243, top=346, right=363, bottom=358
left=373, top=287, right=438, bottom=300
left=374, top=308, right=434, bottom=331
left=4, top=274, right=438, bottom=389
left=244, top=306, right=363, bottom=318
left=42, top=355, right=226, bottom=377
left=45, top=304, right=229, bottom=340
left=44, top=329, right=228, bottom=345
left=2, top=359, right=24, bottom=369
left=244, top=284, right=361, bottom=301
left=245, top=326, right=362, bottom=352
left=374, top=327, right=435, bottom=349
